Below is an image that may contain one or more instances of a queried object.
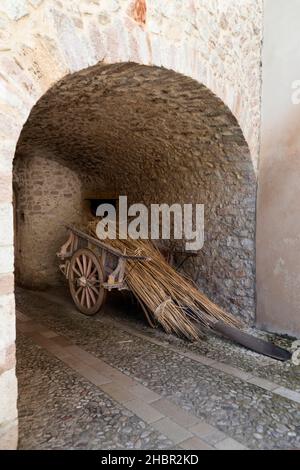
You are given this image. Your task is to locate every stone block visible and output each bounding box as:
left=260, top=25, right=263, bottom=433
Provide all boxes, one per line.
left=0, top=80, right=24, bottom=110
left=152, top=417, right=193, bottom=445
left=215, top=437, right=248, bottom=450
left=0, top=246, right=14, bottom=274
left=0, top=369, right=18, bottom=423
left=132, top=0, right=147, bottom=25
left=0, top=0, right=29, bottom=21
left=0, top=175, right=12, bottom=204
left=0, top=56, right=38, bottom=101
left=0, top=294, right=16, bottom=350
left=50, top=9, right=91, bottom=72
left=124, top=399, right=164, bottom=424
left=100, top=0, right=120, bottom=13
left=101, top=383, right=135, bottom=404
left=0, top=113, right=20, bottom=141
left=152, top=398, right=199, bottom=427
left=0, top=204, right=13, bottom=246
left=0, top=343, right=15, bottom=375
left=128, top=384, right=160, bottom=404
left=0, top=273, right=14, bottom=296
left=247, top=376, right=278, bottom=392
left=189, top=421, right=216, bottom=437
left=274, top=387, right=300, bottom=405
left=0, top=141, right=14, bottom=174
left=0, top=421, right=18, bottom=450
left=180, top=437, right=213, bottom=450
left=29, top=0, right=44, bottom=8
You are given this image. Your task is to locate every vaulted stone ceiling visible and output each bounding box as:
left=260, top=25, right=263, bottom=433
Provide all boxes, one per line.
left=15, top=62, right=249, bottom=203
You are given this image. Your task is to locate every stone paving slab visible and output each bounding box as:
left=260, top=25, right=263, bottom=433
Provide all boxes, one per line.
left=215, top=437, right=248, bottom=450
left=189, top=421, right=216, bottom=438
left=100, top=383, right=137, bottom=405
left=180, top=437, right=213, bottom=450
left=64, top=345, right=136, bottom=386
left=247, top=376, right=278, bottom=391
left=273, top=387, right=300, bottom=405
left=123, top=400, right=164, bottom=424
left=152, top=398, right=199, bottom=428
left=201, top=429, right=227, bottom=446
left=128, top=384, right=160, bottom=404
left=152, top=418, right=193, bottom=445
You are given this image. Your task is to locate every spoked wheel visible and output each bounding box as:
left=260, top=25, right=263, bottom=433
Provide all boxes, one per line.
left=69, top=248, right=106, bottom=316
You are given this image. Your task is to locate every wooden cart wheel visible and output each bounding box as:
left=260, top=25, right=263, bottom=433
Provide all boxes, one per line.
left=69, top=248, right=106, bottom=316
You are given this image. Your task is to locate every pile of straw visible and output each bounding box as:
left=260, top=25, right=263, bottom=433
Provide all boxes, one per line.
left=88, top=223, right=243, bottom=341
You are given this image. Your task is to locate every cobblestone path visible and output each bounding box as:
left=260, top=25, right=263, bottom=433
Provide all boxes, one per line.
left=17, top=288, right=300, bottom=450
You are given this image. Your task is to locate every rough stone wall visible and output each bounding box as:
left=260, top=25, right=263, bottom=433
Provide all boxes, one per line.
left=0, top=0, right=263, bottom=449
left=14, top=151, right=83, bottom=288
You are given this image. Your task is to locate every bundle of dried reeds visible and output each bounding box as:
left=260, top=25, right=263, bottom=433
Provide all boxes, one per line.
left=87, top=222, right=243, bottom=341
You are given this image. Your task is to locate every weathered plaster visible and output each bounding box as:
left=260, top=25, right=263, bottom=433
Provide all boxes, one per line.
left=257, top=0, right=300, bottom=337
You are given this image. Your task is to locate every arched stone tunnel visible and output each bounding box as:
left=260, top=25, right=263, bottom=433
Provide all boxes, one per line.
left=13, top=62, right=256, bottom=324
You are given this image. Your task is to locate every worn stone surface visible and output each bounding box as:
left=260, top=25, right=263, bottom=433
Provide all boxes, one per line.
left=104, top=292, right=300, bottom=392
left=0, top=294, right=16, bottom=349
left=99, top=290, right=300, bottom=394
left=16, top=288, right=300, bottom=450
left=257, top=0, right=300, bottom=338
left=14, top=63, right=256, bottom=324
left=0, top=343, right=15, bottom=375
left=0, top=273, right=14, bottom=296
left=0, top=204, right=13, bottom=246
left=0, top=368, right=18, bottom=423
left=132, top=0, right=147, bottom=25
left=17, top=334, right=173, bottom=450
left=0, top=1, right=29, bottom=22
left=0, top=246, right=14, bottom=275
left=0, top=421, right=18, bottom=450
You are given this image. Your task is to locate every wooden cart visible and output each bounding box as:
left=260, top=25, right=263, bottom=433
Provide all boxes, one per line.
left=57, top=225, right=149, bottom=316
left=57, top=227, right=293, bottom=361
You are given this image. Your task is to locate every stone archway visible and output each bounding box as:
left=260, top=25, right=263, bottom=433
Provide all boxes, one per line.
left=14, top=61, right=256, bottom=318
left=0, top=0, right=262, bottom=449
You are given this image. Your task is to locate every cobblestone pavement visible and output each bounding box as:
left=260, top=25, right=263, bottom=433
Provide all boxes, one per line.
left=17, top=336, right=173, bottom=450
left=16, top=288, right=300, bottom=450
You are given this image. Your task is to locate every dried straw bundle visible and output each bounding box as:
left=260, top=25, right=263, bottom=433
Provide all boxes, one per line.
left=87, top=221, right=243, bottom=341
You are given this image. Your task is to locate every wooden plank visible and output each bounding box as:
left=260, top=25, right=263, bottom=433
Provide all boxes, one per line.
left=214, top=321, right=291, bottom=361
left=65, top=225, right=149, bottom=261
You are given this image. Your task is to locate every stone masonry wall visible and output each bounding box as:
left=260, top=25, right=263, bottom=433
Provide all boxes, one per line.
left=14, top=150, right=83, bottom=288
left=0, top=0, right=263, bottom=449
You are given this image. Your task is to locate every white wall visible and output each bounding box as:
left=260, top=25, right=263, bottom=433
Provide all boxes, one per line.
left=257, top=0, right=300, bottom=337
